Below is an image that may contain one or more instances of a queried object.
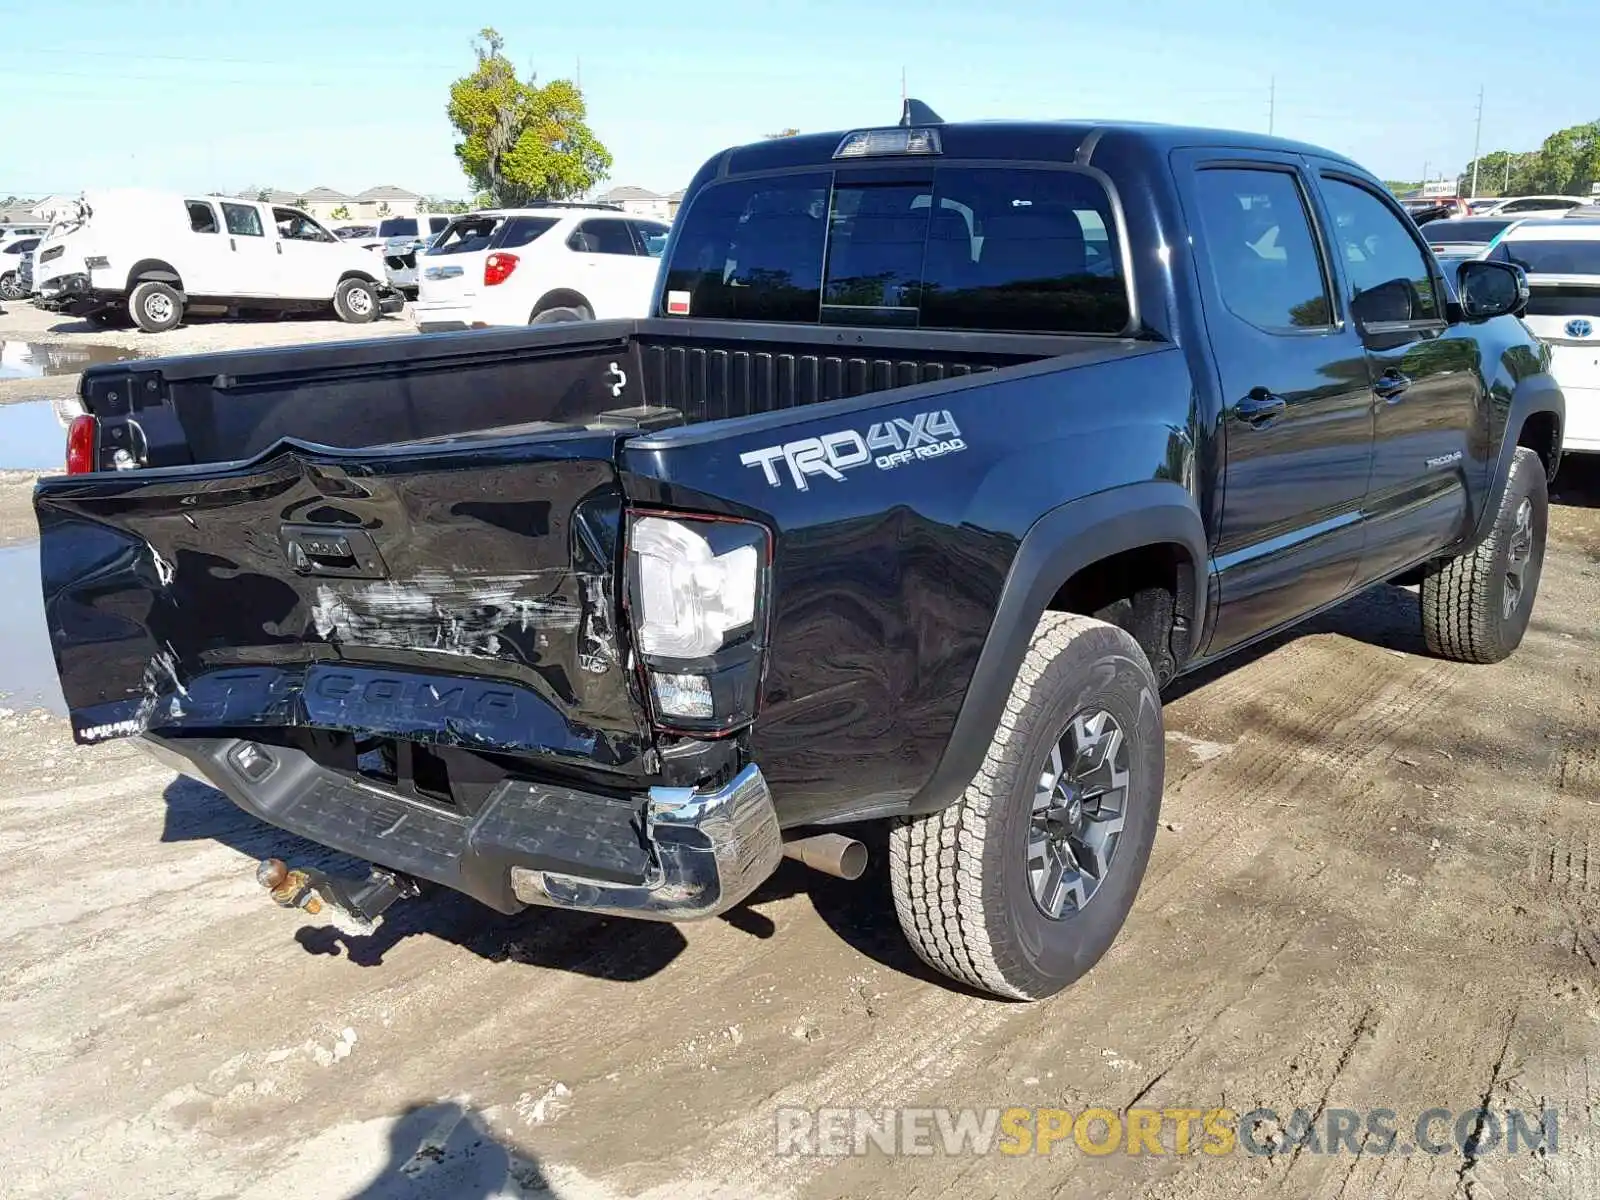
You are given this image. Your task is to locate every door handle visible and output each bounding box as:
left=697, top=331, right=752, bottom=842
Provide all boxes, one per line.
left=276, top=243, right=283, bottom=255
left=1234, top=388, right=1287, bottom=427
left=1373, top=370, right=1411, bottom=401
left=229, top=237, right=237, bottom=251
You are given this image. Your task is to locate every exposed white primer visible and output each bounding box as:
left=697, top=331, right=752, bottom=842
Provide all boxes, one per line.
left=150, top=547, right=175, bottom=588
left=309, top=571, right=581, bottom=658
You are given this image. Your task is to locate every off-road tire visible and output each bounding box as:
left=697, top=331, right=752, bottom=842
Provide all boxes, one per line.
left=128, top=281, right=183, bottom=333
left=1421, top=446, right=1548, bottom=664
left=530, top=304, right=592, bottom=324
left=333, top=277, right=379, bottom=324
left=889, top=613, right=1164, bottom=1000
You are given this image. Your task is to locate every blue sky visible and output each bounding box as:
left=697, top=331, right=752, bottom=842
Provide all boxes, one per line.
left=1, top=0, right=1596, bottom=202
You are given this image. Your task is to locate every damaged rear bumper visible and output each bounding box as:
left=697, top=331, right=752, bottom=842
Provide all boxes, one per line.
left=145, top=735, right=782, bottom=922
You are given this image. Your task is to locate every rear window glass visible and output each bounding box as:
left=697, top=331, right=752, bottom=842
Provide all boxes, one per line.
left=1523, top=283, right=1600, bottom=318
left=428, top=216, right=499, bottom=255
left=1422, top=219, right=1514, bottom=244
left=1494, top=239, right=1600, bottom=275
left=500, top=216, right=558, bottom=248
left=378, top=217, right=419, bottom=238
left=661, top=167, right=1128, bottom=333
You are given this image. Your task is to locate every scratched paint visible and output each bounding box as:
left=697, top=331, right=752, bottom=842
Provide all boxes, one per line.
left=309, top=571, right=583, bottom=659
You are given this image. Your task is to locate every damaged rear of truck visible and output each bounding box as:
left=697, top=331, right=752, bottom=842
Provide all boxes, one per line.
left=36, top=109, right=1226, bottom=1000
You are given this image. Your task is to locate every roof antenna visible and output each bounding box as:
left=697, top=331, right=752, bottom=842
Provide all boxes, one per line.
left=900, top=97, right=943, bottom=127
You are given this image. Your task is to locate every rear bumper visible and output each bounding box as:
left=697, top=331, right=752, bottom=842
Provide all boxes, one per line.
left=144, top=734, right=782, bottom=922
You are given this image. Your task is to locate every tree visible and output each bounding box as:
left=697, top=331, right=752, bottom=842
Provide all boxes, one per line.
left=416, top=196, right=431, bottom=214
left=255, top=188, right=272, bottom=202
left=447, top=27, right=612, bottom=205
left=294, top=196, right=309, bottom=209
left=330, top=204, right=351, bottom=220
left=376, top=202, right=392, bottom=218
left=1457, top=121, right=1600, bottom=197
left=765, top=128, right=800, bottom=139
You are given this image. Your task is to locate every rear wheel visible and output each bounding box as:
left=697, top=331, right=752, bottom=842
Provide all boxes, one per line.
left=890, top=613, right=1164, bottom=1000
left=128, top=281, right=183, bottom=333
left=1420, top=446, right=1548, bottom=664
left=0, top=272, right=20, bottom=301
left=333, top=278, right=380, bottom=323
left=530, top=303, right=592, bottom=324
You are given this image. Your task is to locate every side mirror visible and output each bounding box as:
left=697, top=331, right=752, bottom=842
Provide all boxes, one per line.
left=1457, top=259, right=1528, bottom=320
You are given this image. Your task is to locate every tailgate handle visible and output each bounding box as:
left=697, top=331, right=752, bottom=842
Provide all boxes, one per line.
left=279, top=525, right=388, bottom=579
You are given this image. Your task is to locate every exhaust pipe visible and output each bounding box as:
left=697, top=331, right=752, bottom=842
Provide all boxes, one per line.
left=783, top=833, right=868, bottom=880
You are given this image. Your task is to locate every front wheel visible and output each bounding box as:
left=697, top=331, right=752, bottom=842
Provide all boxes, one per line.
left=333, top=277, right=379, bottom=324
left=890, top=613, right=1164, bottom=1000
left=128, top=281, right=183, bottom=333
left=1420, top=446, right=1548, bottom=664
left=0, top=273, right=20, bottom=301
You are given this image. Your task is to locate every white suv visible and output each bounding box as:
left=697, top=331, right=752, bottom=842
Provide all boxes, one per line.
left=1493, top=218, right=1600, bottom=452
left=33, top=190, right=400, bottom=332
left=411, top=205, right=670, bottom=331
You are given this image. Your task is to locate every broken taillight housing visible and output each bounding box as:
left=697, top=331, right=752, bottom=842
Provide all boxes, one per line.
left=483, top=252, right=519, bottom=286
left=65, top=414, right=98, bottom=474
left=624, top=512, right=772, bottom=734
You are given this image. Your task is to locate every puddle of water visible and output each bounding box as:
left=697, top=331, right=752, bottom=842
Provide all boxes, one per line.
left=0, top=340, right=140, bottom=380
left=0, top=401, right=65, bottom=471
left=0, top=542, right=66, bottom=715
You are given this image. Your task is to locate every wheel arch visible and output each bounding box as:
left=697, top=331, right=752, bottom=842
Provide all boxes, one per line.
left=337, top=269, right=380, bottom=286
left=125, top=259, right=183, bottom=293
left=1469, top=373, right=1565, bottom=547
left=530, top=288, right=591, bottom=319
left=904, top=481, right=1208, bottom=816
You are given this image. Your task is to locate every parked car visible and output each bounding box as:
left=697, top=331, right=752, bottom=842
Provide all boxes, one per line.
left=1489, top=218, right=1600, bottom=454
left=17, top=244, right=34, bottom=296
left=412, top=205, right=671, bottom=330
left=332, top=224, right=377, bottom=241
left=1420, top=216, right=1521, bottom=259
left=36, top=106, right=1559, bottom=1001
left=0, top=236, right=40, bottom=300
left=0, top=223, right=49, bottom=248
left=31, top=190, right=402, bottom=332
left=1401, top=196, right=1467, bottom=224
left=1477, top=194, right=1589, bottom=218
left=1564, top=203, right=1600, bottom=220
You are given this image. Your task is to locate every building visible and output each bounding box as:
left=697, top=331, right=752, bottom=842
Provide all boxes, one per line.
left=595, top=185, right=671, bottom=222
left=667, top=188, right=686, bottom=218
left=298, top=186, right=354, bottom=223
left=352, top=185, right=423, bottom=221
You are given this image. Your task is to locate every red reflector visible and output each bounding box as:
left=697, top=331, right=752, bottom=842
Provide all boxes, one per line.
left=65, top=415, right=98, bottom=475
left=484, top=252, right=519, bottom=287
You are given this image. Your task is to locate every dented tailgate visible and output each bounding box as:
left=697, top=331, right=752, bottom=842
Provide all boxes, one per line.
left=35, top=431, right=653, bottom=773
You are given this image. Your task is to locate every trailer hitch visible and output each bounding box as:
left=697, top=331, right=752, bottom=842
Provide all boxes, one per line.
left=256, top=858, right=420, bottom=937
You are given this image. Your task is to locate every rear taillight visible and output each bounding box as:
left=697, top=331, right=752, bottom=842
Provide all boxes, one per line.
left=484, top=252, right=519, bottom=286
left=65, top=414, right=98, bottom=474
left=624, top=511, right=773, bottom=734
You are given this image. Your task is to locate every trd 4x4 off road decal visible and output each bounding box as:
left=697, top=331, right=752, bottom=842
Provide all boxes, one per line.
left=739, top=410, right=966, bottom=491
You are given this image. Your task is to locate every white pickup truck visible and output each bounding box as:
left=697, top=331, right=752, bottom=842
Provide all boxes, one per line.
left=33, top=189, right=402, bottom=332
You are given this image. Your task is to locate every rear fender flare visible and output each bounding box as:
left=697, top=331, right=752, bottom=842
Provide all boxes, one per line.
left=1469, top=372, right=1564, bottom=547
left=905, top=480, right=1208, bottom=816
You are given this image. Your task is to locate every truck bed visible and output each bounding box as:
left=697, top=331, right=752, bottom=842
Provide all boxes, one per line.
left=71, top=318, right=1108, bottom=469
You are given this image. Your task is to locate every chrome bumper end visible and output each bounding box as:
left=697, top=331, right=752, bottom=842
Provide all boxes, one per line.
left=508, top=764, right=782, bottom=922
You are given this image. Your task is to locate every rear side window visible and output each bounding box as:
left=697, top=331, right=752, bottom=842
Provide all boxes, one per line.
left=499, top=216, right=558, bottom=248
left=1494, top=238, right=1600, bottom=275
left=661, top=167, right=1128, bottom=333
left=632, top=220, right=671, bottom=257
left=378, top=218, right=419, bottom=238
left=221, top=203, right=263, bottom=237
left=1191, top=168, right=1333, bottom=331
left=186, top=201, right=219, bottom=234
left=568, top=219, right=637, bottom=256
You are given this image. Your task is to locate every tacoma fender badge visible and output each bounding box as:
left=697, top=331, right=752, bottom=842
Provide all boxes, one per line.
left=1425, top=450, right=1464, bottom=469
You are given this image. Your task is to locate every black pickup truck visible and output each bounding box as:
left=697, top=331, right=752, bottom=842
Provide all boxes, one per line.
left=35, top=105, right=1563, bottom=1000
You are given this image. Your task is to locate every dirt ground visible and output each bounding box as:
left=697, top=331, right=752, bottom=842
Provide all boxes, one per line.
left=2, top=314, right=1600, bottom=1196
